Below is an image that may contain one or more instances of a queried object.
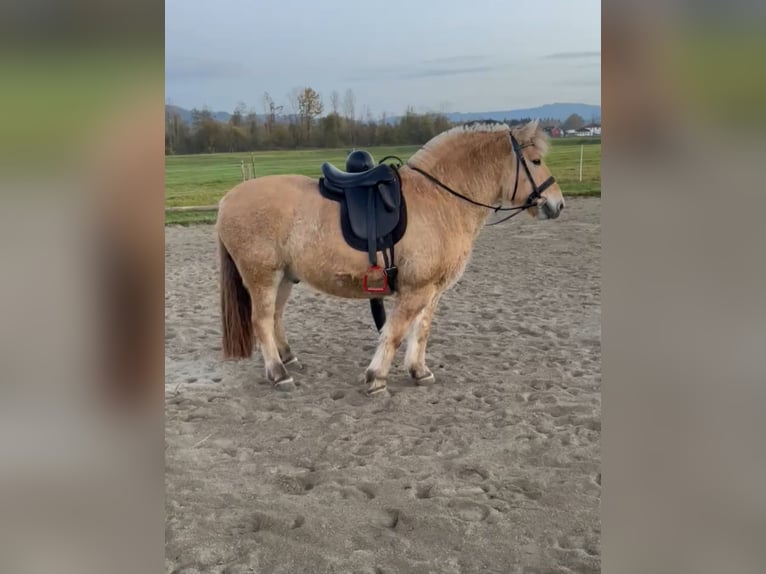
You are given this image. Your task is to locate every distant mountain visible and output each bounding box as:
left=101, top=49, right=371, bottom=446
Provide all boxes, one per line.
left=165, top=102, right=600, bottom=125
left=439, top=103, right=601, bottom=124
left=166, top=104, right=232, bottom=124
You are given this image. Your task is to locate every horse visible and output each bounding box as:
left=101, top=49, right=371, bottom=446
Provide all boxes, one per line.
left=216, top=119, right=565, bottom=395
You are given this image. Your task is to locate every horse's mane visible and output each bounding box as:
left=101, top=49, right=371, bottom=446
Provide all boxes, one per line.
left=410, top=119, right=549, bottom=169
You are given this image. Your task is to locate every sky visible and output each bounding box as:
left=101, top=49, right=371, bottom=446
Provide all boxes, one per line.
left=165, top=0, right=601, bottom=116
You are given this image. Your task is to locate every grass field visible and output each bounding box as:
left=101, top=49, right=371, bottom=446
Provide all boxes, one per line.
left=165, top=137, right=600, bottom=224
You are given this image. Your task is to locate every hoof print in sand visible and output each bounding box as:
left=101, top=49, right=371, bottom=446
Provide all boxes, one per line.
left=448, top=499, right=490, bottom=522
left=371, top=508, right=400, bottom=529
left=275, top=473, right=317, bottom=495
left=457, top=465, right=490, bottom=481
left=292, top=515, right=306, bottom=529
left=508, top=477, right=544, bottom=501
left=357, top=483, right=377, bottom=499
left=228, top=511, right=277, bottom=536
left=415, top=484, right=434, bottom=499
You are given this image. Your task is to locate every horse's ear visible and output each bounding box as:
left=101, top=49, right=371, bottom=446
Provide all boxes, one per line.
left=521, top=119, right=539, bottom=138
left=517, top=119, right=549, bottom=154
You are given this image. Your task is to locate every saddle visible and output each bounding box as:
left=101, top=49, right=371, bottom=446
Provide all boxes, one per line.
left=318, top=150, right=407, bottom=306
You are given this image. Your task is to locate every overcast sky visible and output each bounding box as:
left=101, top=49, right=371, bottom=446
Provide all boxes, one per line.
left=166, top=0, right=600, bottom=116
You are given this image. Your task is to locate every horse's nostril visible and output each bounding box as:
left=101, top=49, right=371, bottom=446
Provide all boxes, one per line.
left=560, top=203, right=565, bottom=211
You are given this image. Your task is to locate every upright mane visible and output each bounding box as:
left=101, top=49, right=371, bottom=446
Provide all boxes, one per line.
left=410, top=121, right=509, bottom=166
left=409, top=119, right=549, bottom=172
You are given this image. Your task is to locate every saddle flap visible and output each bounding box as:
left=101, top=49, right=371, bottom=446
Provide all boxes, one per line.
left=344, top=188, right=401, bottom=240
left=377, top=182, right=400, bottom=212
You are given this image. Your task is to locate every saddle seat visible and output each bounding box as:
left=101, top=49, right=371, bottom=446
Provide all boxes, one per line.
left=321, top=162, right=396, bottom=189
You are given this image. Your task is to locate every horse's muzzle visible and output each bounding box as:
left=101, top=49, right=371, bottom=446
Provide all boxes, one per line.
left=539, top=198, right=564, bottom=220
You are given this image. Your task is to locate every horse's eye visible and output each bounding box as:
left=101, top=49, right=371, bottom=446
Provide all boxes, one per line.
left=532, top=159, right=541, bottom=166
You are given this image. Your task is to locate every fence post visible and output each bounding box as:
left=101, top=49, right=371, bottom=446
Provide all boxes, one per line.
left=579, top=144, right=584, bottom=182
left=240, top=160, right=246, bottom=182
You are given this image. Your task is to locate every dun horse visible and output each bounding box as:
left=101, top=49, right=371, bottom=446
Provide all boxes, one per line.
left=217, top=120, right=565, bottom=395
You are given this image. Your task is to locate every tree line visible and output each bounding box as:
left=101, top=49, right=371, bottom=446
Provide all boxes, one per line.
left=165, top=87, right=582, bottom=155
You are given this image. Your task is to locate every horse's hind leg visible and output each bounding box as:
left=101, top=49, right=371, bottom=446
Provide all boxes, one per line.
left=404, top=292, right=441, bottom=385
left=274, top=276, right=298, bottom=367
left=364, top=289, right=434, bottom=395
left=250, top=272, right=294, bottom=391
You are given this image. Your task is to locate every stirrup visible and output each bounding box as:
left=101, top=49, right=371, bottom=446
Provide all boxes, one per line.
left=363, top=265, right=389, bottom=293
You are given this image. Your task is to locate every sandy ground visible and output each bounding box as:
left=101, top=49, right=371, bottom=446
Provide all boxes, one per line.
left=165, top=198, right=601, bottom=574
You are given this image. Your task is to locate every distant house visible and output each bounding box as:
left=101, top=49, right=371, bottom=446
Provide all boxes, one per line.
left=542, top=126, right=563, bottom=138
left=580, top=123, right=602, bottom=136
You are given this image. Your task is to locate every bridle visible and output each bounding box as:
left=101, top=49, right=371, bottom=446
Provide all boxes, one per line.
left=404, top=133, right=557, bottom=226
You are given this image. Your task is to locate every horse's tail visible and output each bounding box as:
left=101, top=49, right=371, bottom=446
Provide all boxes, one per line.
left=219, top=237, right=253, bottom=358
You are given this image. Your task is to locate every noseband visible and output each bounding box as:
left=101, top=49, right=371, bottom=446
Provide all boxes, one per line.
left=406, top=133, right=556, bottom=225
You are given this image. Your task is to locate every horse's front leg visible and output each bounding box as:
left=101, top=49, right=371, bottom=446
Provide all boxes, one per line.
left=364, top=289, right=434, bottom=395
left=404, top=292, right=442, bottom=385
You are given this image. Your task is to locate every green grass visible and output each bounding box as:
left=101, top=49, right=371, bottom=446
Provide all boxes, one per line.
left=165, top=138, right=600, bottom=224
left=165, top=210, right=219, bottom=226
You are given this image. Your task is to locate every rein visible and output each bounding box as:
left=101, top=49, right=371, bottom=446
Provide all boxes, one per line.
left=404, top=134, right=556, bottom=226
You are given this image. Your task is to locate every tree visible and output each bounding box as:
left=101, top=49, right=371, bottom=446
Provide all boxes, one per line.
left=343, top=89, right=355, bottom=120
left=508, top=117, right=532, bottom=127
left=285, top=88, right=302, bottom=145
left=165, top=109, right=187, bottom=154
left=262, top=92, right=283, bottom=134
left=245, top=108, right=259, bottom=148
left=330, top=90, right=340, bottom=115
left=191, top=107, right=222, bottom=152
left=343, top=89, right=356, bottom=144
left=563, top=113, right=585, bottom=131
left=297, top=86, right=323, bottom=142
left=230, top=101, right=247, bottom=127
left=318, top=112, right=342, bottom=148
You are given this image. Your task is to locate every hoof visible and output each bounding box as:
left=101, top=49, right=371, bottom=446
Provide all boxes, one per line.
left=366, top=380, right=388, bottom=396
left=410, top=367, right=435, bottom=386
left=283, top=356, right=302, bottom=369
left=273, top=376, right=296, bottom=392
left=414, top=372, right=436, bottom=386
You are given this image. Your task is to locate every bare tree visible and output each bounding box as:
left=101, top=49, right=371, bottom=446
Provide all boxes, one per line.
left=284, top=88, right=303, bottom=144
left=330, top=90, right=340, bottom=115
left=286, top=87, right=301, bottom=118
left=230, top=101, right=247, bottom=126
left=343, top=89, right=356, bottom=120
left=343, top=89, right=357, bottom=145
left=262, top=92, right=282, bottom=133
left=262, top=92, right=274, bottom=132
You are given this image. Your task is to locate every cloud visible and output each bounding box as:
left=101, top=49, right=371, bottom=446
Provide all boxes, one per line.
left=559, top=77, right=601, bottom=87
left=543, top=51, right=601, bottom=60
left=165, top=58, right=248, bottom=81
left=421, top=54, right=488, bottom=64
left=401, top=65, right=497, bottom=79
left=346, top=63, right=498, bottom=82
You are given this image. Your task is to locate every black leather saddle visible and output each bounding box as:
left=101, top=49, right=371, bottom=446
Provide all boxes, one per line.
left=321, top=162, right=395, bottom=188
left=318, top=151, right=407, bottom=300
